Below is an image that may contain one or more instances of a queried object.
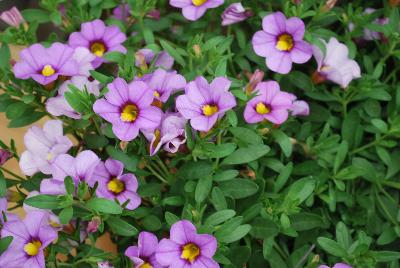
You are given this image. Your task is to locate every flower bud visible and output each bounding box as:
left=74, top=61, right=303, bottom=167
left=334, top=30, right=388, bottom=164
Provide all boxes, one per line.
left=0, top=149, right=11, bottom=166
left=221, top=3, right=253, bottom=26
left=87, top=216, right=101, bottom=233
left=0, top=7, right=24, bottom=28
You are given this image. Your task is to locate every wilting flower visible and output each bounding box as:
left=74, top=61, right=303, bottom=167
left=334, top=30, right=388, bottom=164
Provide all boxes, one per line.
left=68, top=19, right=127, bottom=68
left=156, top=220, right=219, bottom=268
left=245, top=69, right=264, bottom=95
left=143, top=113, right=187, bottom=156
left=221, top=3, right=252, bottom=26
left=13, top=43, right=79, bottom=85
left=46, top=76, right=100, bottom=119
left=176, top=76, right=236, bottom=132
left=140, top=68, right=186, bottom=104
left=169, top=0, right=224, bottom=21
left=319, top=264, right=352, bottom=268
left=0, top=149, right=12, bottom=166
left=0, top=211, right=58, bottom=268
left=0, top=198, right=18, bottom=224
left=252, top=12, right=312, bottom=74
left=312, top=37, right=361, bottom=88
left=290, top=100, right=310, bottom=116
left=19, top=120, right=73, bottom=176
left=113, top=4, right=131, bottom=20
left=93, top=78, right=162, bottom=141
left=125, top=231, right=163, bottom=268
left=40, top=150, right=100, bottom=195
left=92, top=158, right=141, bottom=210
left=244, top=81, right=295, bottom=124
left=0, top=7, right=24, bottom=27
left=136, top=49, right=175, bottom=70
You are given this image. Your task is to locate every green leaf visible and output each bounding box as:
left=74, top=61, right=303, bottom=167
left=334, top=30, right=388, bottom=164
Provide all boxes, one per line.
left=142, top=215, right=162, bottom=231
left=195, top=175, right=213, bottom=203
left=21, top=9, right=51, bottom=23
left=342, top=110, right=360, bottom=148
left=250, top=217, right=279, bottom=239
left=103, top=51, right=125, bottom=64
left=90, top=70, right=113, bottom=84
left=272, top=130, right=292, bottom=157
left=226, top=110, right=238, bottom=127
left=107, top=216, right=138, bottom=236
left=221, top=144, right=270, bottom=165
left=219, top=179, right=259, bottom=199
left=177, top=161, right=213, bottom=180
left=336, top=222, right=351, bottom=250
left=218, top=224, right=251, bottom=243
left=211, top=187, right=227, bottom=210
left=290, top=213, right=325, bottom=231
left=370, top=251, right=400, bottom=262
left=64, top=177, right=75, bottom=195
left=160, top=40, right=185, bottom=66
left=106, top=146, right=138, bottom=172
left=0, top=236, right=13, bottom=254
left=317, top=237, right=347, bottom=257
left=58, top=207, right=73, bottom=225
left=213, top=170, right=238, bottom=182
left=288, top=71, right=313, bottom=91
left=229, top=127, right=263, bottom=144
left=371, top=119, right=388, bottom=133
left=165, top=212, right=180, bottom=226
left=0, top=174, right=6, bottom=197
left=8, top=112, right=46, bottom=128
left=207, top=143, right=237, bottom=158
left=0, top=44, right=10, bottom=69
left=274, top=162, right=293, bottom=193
left=204, top=209, right=236, bottom=226
left=334, top=141, right=348, bottom=174
left=86, top=198, right=123, bottom=214
left=24, top=194, right=61, bottom=209
left=283, top=177, right=315, bottom=205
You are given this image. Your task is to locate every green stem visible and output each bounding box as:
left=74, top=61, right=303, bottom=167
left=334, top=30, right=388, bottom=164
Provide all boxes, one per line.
left=146, top=164, right=169, bottom=185
left=349, top=134, right=388, bottom=155
left=0, top=166, right=25, bottom=181
left=374, top=188, right=398, bottom=226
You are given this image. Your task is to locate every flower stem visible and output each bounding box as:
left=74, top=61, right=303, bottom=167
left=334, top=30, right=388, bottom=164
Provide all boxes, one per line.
left=0, top=166, right=25, bottom=181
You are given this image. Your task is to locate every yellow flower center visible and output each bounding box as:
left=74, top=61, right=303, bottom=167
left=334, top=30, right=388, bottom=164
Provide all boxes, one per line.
left=91, top=42, right=106, bottom=57
left=192, top=0, right=208, bottom=6
left=140, top=263, right=153, bottom=268
left=120, top=104, right=139, bottom=122
left=41, top=65, right=55, bottom=77
left=107, top=178, right=125, bottom=194
left=154, top=91, right=160, bottom=98
left=202, top=104, right=218, bottom=117
left=276, top=34, right=294, bottom=51
left=50, top=220, right=61, bottom=228
left=24, top=240, right=42, bottom=256
left=181, top=243, right=200, bottom=263
left=256, top=102, right=271, bottom=114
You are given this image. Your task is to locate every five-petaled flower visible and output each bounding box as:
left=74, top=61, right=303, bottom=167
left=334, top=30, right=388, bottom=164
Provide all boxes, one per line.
left=125, top=231, right=164, bottom=268
left=169, top=0, right=224, bottom=21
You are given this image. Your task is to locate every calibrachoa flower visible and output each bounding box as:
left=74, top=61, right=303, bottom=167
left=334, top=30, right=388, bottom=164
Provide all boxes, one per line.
left=169, top=0, right=224, bottom=21
left=244, top=81, right=295, bottom=124
left=176, top=76, right=236, bottom=132
left=312, top=37, right=361, bottom=88
left=72, top=47, right=96, bottom=77
left=92, top=158, right=141, bottom=210
left=93, top=78, right=162, bottom=141
left=68, top=19, right=127, bottom=68
left=136, top=49, right=175, bottom=70
left=13, top=43, right=79, bottom=85
left=0, top=211, right=58, bottom=268
left=140, top=68, right=186, bottom=104
left=19, top=120, right=73, bottom=176
left=221, top=3, right=252, bottom=26
left=143, top=113, right=187, bottom=156
left=40, top=150, right=100, bottom=195
left=156, top=220, right=219, bottom=268
left=319, top=264, right=352, bottom=268
left=125, top=231, right=164, bottom=268
left=252, top=12, right=312, bottom=74
left=46, top=76, right=100, bottom=119
left=290, top=100, right=310, bottom=116
left=113, top=4, right=131, bottom=20
left=0, top=6, right=24, bottom=27
left=0, top=149, right=12, bottom=166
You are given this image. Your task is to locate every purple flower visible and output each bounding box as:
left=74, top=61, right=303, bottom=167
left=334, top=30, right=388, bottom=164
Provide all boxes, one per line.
left=140, top=68, right=186, bottom=103
left=0, top=211, right=58, bottom=268
left=68, top=19, right=127, bottom=68
left=350, top=8, right=389, bottom=41
left=46, top=76, right=100, bottom=119
left=13, top=43, right=79, bottom=85
left=169, top=0, right=224, bottom=21
left=0, top=198, right=19, bottom=224
left=0, top=149, right=12, bottom=166
left=72, top=47, right=96, bottom=77
left=113, top=4, right=131, bottom=20
left=319, top=264, right=352, bottom=268
left=290, top=100, right=309, bottom=116
left=244, top=81, right=295, bottom=125
left=176, top=76, right=236, bottom=132
left=0, top=6, right=24, bottom=27
left=252, top=12, right=312, bottom=74
left=156, top=220, right=219, bottom=268
left=40, top=150, right=100, bottom=195
left=245, top=69, right=264, bottom=94
left=125, top=231, right=163, bottom=268
left=87, top=217, right=101, bottom=233
left=143, top=113, right=187, bottom=156
left=19, top=120, right=73, bottom=176
left=91, top=158, right=141, bottom=210
left=93, top=78, right=162, bottom=141
left=136, top=49, right=175, bottom=70
left=312, top=37, right=361, bottom=88
left=221, top=3, right=252, bottom=26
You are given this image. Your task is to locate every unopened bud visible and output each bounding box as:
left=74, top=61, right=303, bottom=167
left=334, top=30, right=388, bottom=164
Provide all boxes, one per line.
left=192, top=44, right=202, bottom=58
left=87, top=216, right=101, bottom=233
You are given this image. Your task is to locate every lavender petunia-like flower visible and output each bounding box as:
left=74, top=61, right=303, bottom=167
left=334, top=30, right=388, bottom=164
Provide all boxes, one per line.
left=221, top=3, right=252, bottom=26
left=252, top=12, right=312, bottom=74
left=13, top=43, right=79, bottom=85
left=136, top=49, right=175, bottom=70
left=46, top=76, right=100, bottom=119
left=91, top=158, right=141, bottom=210
left=312, top=37, right=361, bottom=88
left=244, top=81, right=295, bottom=125
left=113, top=4, right=131, bottom=20
left=93, top=78, right=162, bottom=141
left=72, top=47, right=96, bottom=77
left=0, top=211, right=58, bottom=268
left=169, top=0, right=224, bottom=21
left=19, top=120, right=73, bottom=176
left=143, top=113, right=187, bottom=156
left=290, top=100, right=310, bottom=116
left=68, top=19, right=127, bottom=68
left=156, top=220, right=219, bottom=268
left=40, top=150, right=100, bottom=195
left=140, top=68, right=186, bottom=104
left=176, top=76, right=236, bottom=132
left=125, top=231, right=164, bottom=268
left=319, top=263, right=353, bottom=268
left=0, top=6, right=24, bottom=27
